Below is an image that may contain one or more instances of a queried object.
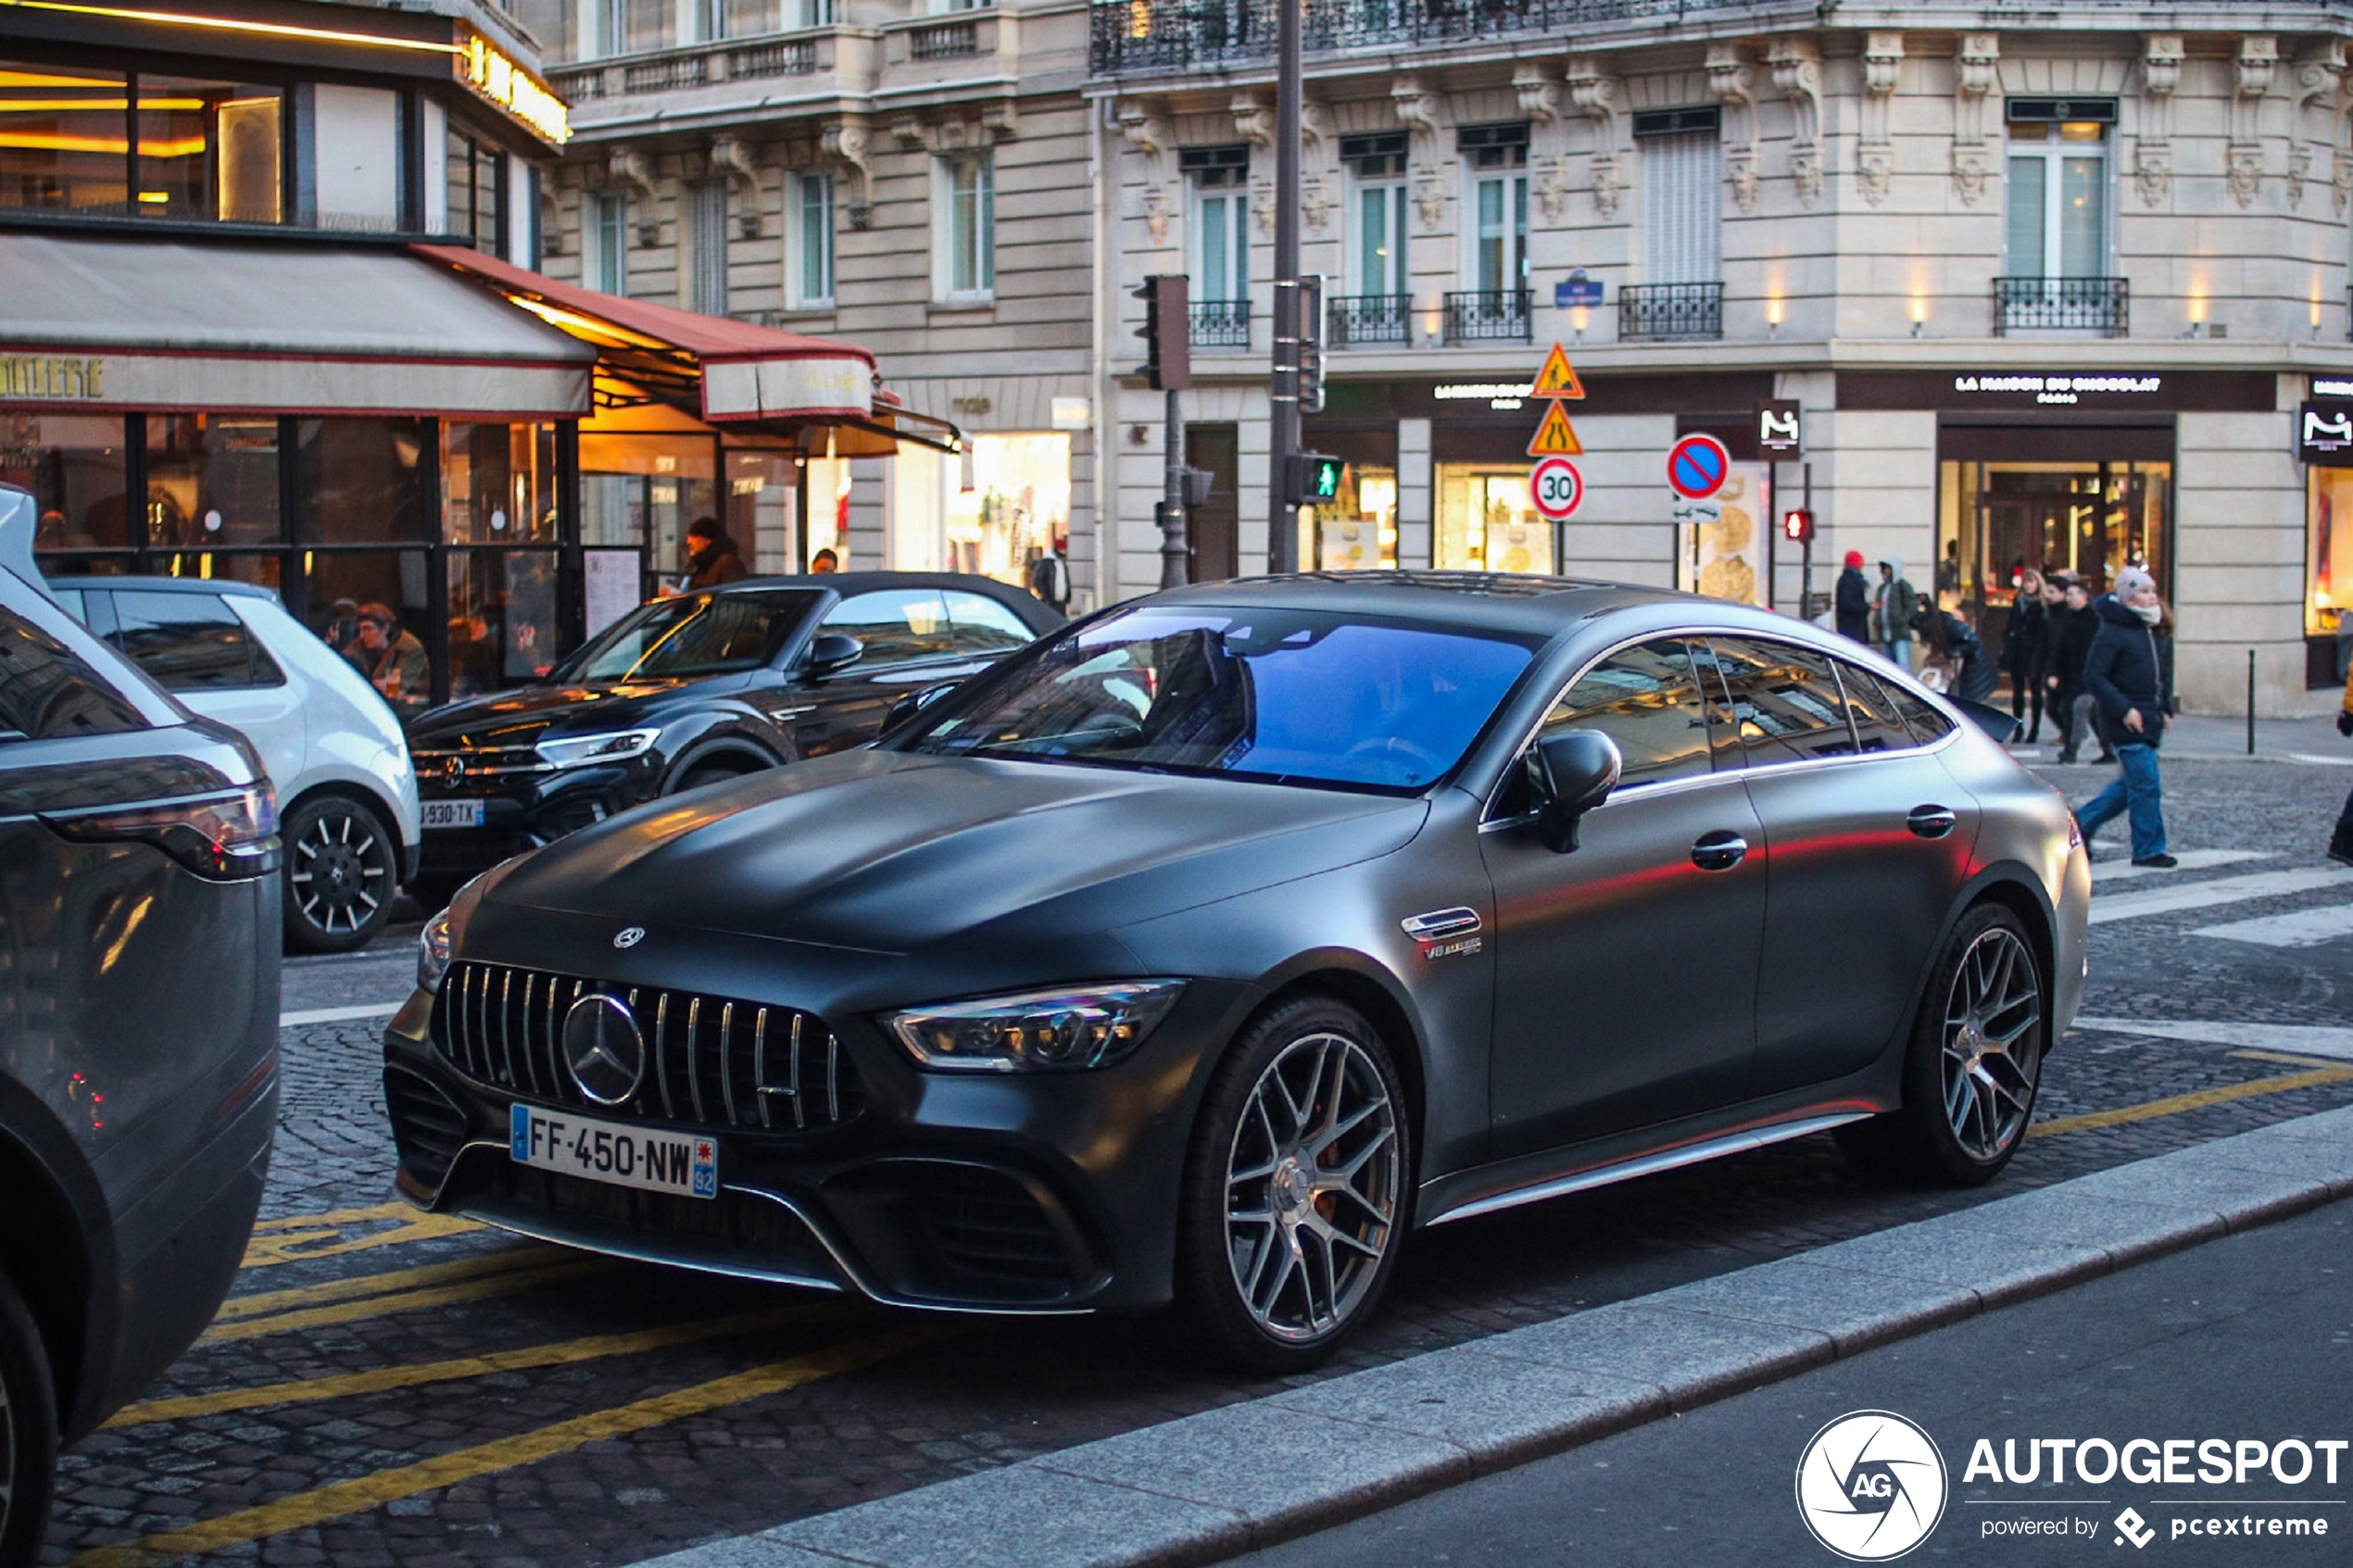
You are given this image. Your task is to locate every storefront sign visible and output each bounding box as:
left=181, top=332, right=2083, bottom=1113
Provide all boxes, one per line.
left=1951, top=373, right=2160, bottom=404
left=2313, top=377, right=2353, bottom=398
left=0, top=355, right=104, bottom=402
left=457, top=29, right=570, bottom=146
left=1755, top=398, right=1802, bottom=456
left=1839, top=370, right=2273, bottom=414
left=2297, top=401, right=2353, bottom=462
left=1435, top=382, right=1531, bottom=410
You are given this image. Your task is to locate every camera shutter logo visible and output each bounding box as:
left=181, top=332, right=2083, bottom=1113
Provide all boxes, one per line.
left=1795, top=1411, right=1948, bottom=1561
left=561, top=992, right=647, bottom=1106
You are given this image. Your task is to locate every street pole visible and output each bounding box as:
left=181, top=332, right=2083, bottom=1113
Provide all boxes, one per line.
left=1265, top=0, right=1302, bottom=573
left=1800, top=460, right=1815, bottom=619
left=1161, top=388, right=1189, bottom=588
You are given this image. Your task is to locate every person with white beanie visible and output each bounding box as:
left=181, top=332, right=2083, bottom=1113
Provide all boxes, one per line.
left=2073, top=565, right=2177, bottom=868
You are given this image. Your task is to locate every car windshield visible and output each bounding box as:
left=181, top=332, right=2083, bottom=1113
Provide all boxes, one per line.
left=905, top=605, right=1538, bottom=792
left=551, top=591, right=822, bottom=683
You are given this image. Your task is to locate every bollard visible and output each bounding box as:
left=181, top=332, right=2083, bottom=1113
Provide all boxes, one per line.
left=2246, top=648, right=2257, bottom=756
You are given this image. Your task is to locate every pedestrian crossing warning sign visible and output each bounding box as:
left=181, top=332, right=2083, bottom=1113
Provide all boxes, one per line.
left=1530, top=342, right=1585, bottom=399
left=1528, top=399, right=1583, bottom=456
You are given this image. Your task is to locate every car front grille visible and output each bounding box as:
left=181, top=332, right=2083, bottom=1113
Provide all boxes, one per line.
left=412, top=746, right=553, bottom=788
left=431, top=960, right=862, bottom=1133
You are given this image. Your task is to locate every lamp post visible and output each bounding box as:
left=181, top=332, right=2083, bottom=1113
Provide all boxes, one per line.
left=1265, top=0, right=1302, bottom=572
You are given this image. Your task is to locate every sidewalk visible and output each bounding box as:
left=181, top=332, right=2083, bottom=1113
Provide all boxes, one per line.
left=2012, top=712, right=2351, bottom=766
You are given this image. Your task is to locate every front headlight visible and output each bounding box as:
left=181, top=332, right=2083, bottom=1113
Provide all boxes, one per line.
left=535, top=727, right=661, bottom=770
left=886, top=980, right=1187, bottom=1073
left=418, top=906, right=456, bottom=995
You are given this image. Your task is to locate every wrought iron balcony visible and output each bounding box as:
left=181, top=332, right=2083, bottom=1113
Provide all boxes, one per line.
left=1443, top=290, right=1530, bottom=345
left=1327, top=294, right=1412, bottom=347
left=1619, top=282, right=1723, bottom=342
left=1190, top=298, right=1252, bottom=349
left=1993, top=277, right=2129, bottom=337
left=1093, top=0, right=1729, bottom=73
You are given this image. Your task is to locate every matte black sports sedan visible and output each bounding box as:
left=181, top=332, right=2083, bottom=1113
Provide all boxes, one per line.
left=405, top=572, right=1061, bottom=908
left=383, top=573, right=2089, bottom=1371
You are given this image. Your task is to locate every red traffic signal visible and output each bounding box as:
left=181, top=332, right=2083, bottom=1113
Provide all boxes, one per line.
left=1780, top=508, right=1814, bottom=543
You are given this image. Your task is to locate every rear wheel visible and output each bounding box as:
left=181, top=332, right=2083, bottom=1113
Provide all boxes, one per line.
left=282, top=796, right=399, bottom=954
left=1174, top=997, right=1410, bottom=1374
left=1837, top=903, right=2045, bottom=1185
left=0, top=1270, right=58, bottom=1568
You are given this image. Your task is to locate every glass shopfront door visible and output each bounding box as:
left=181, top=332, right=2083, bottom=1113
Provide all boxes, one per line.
left=1437, top=464, right=1552, bottom=574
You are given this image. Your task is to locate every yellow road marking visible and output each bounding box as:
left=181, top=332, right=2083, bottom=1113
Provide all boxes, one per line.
left=214, top=1248, right=563, bottom=1323
left=241, top=1209, right=480, bottom=1268
left=202, top=1259, right=608, bottom=1343
left=112, top=1305, right=836, bottom=1427
left=69, top=1326, right=949, bottom=1568
left=250, top=1202, right=428, bottom=1232
left=2230, top=1048, right=2353, bottom=1072
left=2029, top=1066, right=2353, bottom=1139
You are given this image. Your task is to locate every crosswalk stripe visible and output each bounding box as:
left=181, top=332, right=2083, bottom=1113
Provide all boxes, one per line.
left=2086, top=868, right=2349, bottom=925
left=2088, top=849, right=2276, bottom=884
left=2192, top=903, right=2353, bottom=949
left=280, top=1002, right=403, bottom=1027
left=2070, top=1017, right=2353, bottom=1061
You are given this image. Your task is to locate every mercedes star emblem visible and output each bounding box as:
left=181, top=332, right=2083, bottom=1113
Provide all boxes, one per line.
left=442, top=755, right=467, bottom=787
left=613, top=926, right=646, bottom=949
left=560, top=992, right=646, bottom=1106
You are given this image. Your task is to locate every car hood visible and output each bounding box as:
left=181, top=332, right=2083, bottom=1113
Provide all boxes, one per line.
left=409, top=678, right=733, bottom=746
left=486, top=748, right=1429, bottom=954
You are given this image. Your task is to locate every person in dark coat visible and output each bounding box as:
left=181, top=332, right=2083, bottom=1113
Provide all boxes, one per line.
left=2074, top=566, right=2176, bottom=867
left=1912, top=604, right=2000, bottom=703
left=682, top=517, right=749, bottom=590
left=2001, top=570, right=2051, bottom=741
left=1834, top=550, right=1871, bottom=645
left=2332, top=654, right=2353, bottom=866
left=2043, top=576, right=2104, bottom=763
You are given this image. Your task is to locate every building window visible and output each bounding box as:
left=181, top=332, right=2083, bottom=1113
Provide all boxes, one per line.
left=2005, top=103, right=2112, bottom=281
left=689, top=179, right=729, bottom=315
left=587, top=191, right=626, bottom=294
left=799, top=0, right=837, bottom=24
left=936, top=153, right=994, bottom=301
left=1330, top=132, right=1409, bottom=346
left=447, top=130, right=506, bottom=257
left=790, top=171, right=835, bottom=307
left=1459, top=122, right=1528, bottom=297
left=1636, top=107, right=1721, bottom=286
left=1182, top=145, right=1248, bottom=305
left=0, top=62, right=283, bottom=223
left=2311, top=468, right=2353, bottom=687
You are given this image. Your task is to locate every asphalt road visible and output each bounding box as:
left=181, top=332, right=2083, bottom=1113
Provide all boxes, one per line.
left=36, top=751, right=2353, bottom=1568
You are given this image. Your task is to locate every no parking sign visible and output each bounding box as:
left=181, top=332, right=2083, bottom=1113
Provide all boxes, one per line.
left=1529, top=456, right=1583, bottom=521
left=1667, top=433, right=1731, bottom=500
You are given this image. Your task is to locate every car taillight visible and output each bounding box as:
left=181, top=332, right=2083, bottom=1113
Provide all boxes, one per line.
left=45, top=785, right=282, bottom=879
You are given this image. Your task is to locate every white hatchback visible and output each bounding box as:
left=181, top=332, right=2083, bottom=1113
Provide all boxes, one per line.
left=47, top=577, right=422, bottom=953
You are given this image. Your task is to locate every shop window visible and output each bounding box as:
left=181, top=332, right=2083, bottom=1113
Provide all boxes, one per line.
left=959, top=433, right=1069, bottom=585
left=0, top=64, right=281, bottom=222
left=1311, top=462, right=1397, bottom=571
left=447, top=548, right=560, bottom=695
left=726, top=451, right=794, bottom=572
left=149, top=552, right=282, bottom=593
left=298, top=419, right=433, bottom=546
left=791, top=171, right=836, bottom=308
left=1437, top=465, right=1551, bottom=574
left=1636, top=109, right=1721, bottom=286
left=8, top=412, right=134, bottom=570
left=578, top=432, right=717, bottom=596
left=587, top=191, right=627, bottom=294
left=147, top=415, right=282, bottom=551
left=936, top=154, right=994, bottom=301
left=443, top=423, right=557, bottom=545
left=1936, top=458, right=2171, bottom=626
left=690, top=179, right=729, bottom=315
left=447, top=129, right=506, bottom=257
left=2309, top=468, right=2353, bottom=688
left=2005, top=105, right=2111, bottom=281
left=804, top=455, right=852, bottom=570
left=308, top=553, right=434, bottom=717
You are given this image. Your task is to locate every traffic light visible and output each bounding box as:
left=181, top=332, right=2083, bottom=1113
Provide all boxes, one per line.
left=1285, top=452, right=1343, bottom=506
left=1299, top=273, right=1326, bottom=416
left=1780, top=508, right=1814, bottom=544
left=1134, top=274, right=1191, bottom=392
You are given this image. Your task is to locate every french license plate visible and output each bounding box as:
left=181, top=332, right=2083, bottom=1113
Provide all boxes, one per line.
left=510, top=1103, right=717, bottom=1199
left=422, top=798, right=486, bottom=830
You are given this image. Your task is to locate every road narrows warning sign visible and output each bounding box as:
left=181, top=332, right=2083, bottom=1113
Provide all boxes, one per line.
left=1528, top=401, right=1583, bottom=456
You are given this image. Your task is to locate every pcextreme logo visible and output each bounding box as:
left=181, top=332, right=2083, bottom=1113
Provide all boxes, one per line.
left=1797, top=1410, right=1952, bottom=1561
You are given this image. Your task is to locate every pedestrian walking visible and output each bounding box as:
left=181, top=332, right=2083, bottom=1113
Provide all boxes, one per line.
left=2073, top=567, right=2177, bottom=868
left=1834, top=550, right=1871, bottom=645
left=2002, top=570, right=2051, bottom=741
left=2044, top=576, right=2106, bottom=763
left=2331, top=656, right=2353, bottom=867
left=1912, top=602, right=2000, bottom=702
left=1871, top=558, right=1919, bottom=671
left=681, top=517, right=749, bottom=590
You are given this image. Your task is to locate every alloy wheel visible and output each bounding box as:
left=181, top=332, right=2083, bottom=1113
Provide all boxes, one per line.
left=291, top=807, right=388, bottom=937
left=1224, top=1031, right=1402, bottom=1343
left=1940, top=926, right=2042, bottom=1161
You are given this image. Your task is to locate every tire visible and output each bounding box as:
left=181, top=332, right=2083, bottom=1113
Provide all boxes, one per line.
left=282, top=796, right=399, bottom=954
left=1836, top=903, right=2046, bottom=1186
left=1173, top=996, right=1412, bottom=1374
left=0, top=1270, right=58, bottom=1568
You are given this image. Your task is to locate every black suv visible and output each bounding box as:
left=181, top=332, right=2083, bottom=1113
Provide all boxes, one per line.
left=0, top=488, right=279, bottom=1561
left=405, top=572, right=1060, bottom=908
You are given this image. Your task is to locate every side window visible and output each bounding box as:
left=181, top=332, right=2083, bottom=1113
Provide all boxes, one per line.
left=1882, top=679, right=1957, bottom=744
left=819, top=588, right=956, bottom=665
left=0, top=607, right=147, bottom=740
left=943, top=589, right=1038, bottom=656
left=1706, top=637, right=1859, bottom=762
left=1530, top=638, right=1715, bottom=794
left=1833, top=660, right=1917, bottom=754
left=108, top=591, right=267, bottom=691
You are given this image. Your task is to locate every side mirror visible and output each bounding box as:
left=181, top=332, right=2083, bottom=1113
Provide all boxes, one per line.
left=1525, top=730, right=1622, bottom=853
left=802, top=632, right=863, bottom=677
left=879, top=680, right=962, bottom=739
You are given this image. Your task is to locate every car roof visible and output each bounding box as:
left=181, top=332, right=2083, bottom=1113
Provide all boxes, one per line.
left=723, top=571, right=1042, bottom=598
left=1135, top=571, right=1689, bottom=638
left=43, top=574, right=281, bottom=602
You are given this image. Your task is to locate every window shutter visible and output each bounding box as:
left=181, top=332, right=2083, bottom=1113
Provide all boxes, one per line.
left=1642, top=130, right=1721, bottom=285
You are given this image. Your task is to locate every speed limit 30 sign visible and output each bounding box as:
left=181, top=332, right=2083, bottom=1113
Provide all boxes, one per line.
left=1529, top=457, right=1583, bottom=521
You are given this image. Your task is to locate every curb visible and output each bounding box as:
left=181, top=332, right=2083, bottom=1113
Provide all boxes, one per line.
left=634, top=1106, right=2353, bottom=1568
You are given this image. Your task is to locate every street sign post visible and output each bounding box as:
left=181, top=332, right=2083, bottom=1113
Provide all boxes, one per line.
left=1527, top=401, right=1583, bottom=456
left=1667, top=433, right=1731, bottom=500
left=1529, top=457, right=1582, bottom=521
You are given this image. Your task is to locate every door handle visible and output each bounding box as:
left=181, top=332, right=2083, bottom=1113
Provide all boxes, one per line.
left=1907, top=805, right=1958, bottom=840
left=1691, top=831, right=1748, bottom=872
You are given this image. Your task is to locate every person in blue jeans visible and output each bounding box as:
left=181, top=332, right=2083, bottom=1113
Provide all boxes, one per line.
left=2074, top=567, right=2177, bottom=868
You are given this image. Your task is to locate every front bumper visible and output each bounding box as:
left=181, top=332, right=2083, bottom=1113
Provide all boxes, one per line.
left=382, top=972, right=1246, bottom=1315
left=414, top=760, right=660, bottom=886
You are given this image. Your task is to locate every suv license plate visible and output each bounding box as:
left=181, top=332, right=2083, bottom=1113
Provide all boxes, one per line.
left=422, top=798, right=486, bottom=830
left=510, top=1104, right=718, bottom=1199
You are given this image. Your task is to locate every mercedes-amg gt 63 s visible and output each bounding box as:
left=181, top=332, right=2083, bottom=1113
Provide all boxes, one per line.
left=383, top=573, right=2089, bottom=1372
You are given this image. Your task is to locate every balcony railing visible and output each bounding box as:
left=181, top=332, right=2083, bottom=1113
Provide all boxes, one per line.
left=623, top=54, right=708, bottom=93
left=1993, top=277, right=2130, bottom=337
left=730, top=39, right=819, bottom=79
left=1327, top=294, right=1412, bottom=347
left=909, top=19, right=980, bottom=59
left=1190, top=298, right=1252, bottom=349
left=1619, top=282, right=1723, bottom=342
left=1094, top=0, right=1728, bottom=74
left=1443, top=290, right=1531, bottom=345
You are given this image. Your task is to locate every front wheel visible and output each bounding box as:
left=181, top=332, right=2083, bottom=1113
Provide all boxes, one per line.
left=1173, top=997, right=1411, bottom=1374
left=1837, top=904, right=2045, bottom=1185
left=0, top=1270, right=59, bottom=1568
left=282, top=797, right=399, bottom=954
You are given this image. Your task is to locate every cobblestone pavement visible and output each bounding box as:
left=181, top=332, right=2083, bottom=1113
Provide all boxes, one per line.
left=39, top=755, right=2353, bottom=1568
